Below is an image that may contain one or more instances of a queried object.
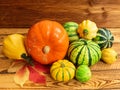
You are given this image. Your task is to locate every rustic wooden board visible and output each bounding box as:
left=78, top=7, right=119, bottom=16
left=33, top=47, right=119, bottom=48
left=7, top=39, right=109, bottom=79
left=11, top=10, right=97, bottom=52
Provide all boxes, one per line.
left=0, top=0, right=120, bottom=28
left=0, top=28, right=120, bottom=89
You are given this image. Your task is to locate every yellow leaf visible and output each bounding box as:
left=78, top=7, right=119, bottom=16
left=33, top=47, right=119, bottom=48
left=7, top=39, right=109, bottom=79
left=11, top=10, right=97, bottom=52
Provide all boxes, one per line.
left=14, top=66, right=29, bottom=87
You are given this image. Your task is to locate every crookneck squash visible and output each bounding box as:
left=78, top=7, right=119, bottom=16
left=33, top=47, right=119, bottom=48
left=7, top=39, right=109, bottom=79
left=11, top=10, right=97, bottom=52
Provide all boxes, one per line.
left=68, top=39, right=101, bottom=66
left=50, top=59, right=76, bottom=82
left=3, top=34, right=27, bottom=59
left=25, top=20, right=69, bottom=64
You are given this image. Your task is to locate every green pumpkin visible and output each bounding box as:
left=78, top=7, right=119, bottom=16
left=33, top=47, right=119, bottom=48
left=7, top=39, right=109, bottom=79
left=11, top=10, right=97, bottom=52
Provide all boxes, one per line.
left=63, top=22, right=79, bottom=43
left=68, top=39, right=101, bottom=66
left=93, top=28, right=114, bottom=49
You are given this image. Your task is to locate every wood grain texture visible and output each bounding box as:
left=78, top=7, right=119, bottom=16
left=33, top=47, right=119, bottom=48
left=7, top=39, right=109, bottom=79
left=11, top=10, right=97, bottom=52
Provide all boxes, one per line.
left=0, top=28, right=120, bottom=89
left=0, top=0, right=120, bottom=28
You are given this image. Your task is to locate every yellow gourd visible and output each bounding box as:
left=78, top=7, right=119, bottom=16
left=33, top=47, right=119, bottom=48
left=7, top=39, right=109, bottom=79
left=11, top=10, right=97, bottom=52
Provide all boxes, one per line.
left=50, top=59, right=76, bottom=82
left=3, top=34, right=27, bottom=60
left=101, top=48, right=118, bottom=64
left=77, top=20, right=98, bottom=40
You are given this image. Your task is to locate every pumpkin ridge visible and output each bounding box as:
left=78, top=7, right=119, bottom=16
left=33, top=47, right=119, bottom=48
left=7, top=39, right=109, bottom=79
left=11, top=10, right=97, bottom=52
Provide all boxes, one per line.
left=80, top=46, right=87, bottom=65
left=87, top=47, right=92, bottom=66
left=50, top=67, right=60, bottom=74
left=65, top=68, right=71, bottom=80
left=89, top=44, right=101, bottom=60
left=62, top=68, right=64, bottom=81
left=76, top=46, right=85, bottom=65
left=56, top=69, right=60, bottom=81
left=88, top=46, right=98, bottom=65
left=68, top=44, right=80, bottom=59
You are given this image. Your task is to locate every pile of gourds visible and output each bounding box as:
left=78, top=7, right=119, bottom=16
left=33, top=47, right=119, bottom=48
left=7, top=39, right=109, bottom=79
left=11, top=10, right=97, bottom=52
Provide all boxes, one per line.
left=2, top=20, right=117, bottom=83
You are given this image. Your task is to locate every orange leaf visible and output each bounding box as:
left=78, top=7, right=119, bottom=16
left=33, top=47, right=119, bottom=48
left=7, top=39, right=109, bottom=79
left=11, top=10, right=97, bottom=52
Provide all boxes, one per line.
left=14, top=65, right=29, bottom=87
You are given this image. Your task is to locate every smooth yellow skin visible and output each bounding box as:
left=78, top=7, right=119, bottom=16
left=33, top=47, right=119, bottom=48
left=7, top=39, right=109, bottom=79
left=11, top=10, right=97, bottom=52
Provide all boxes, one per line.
left=101, top=48, right=118, bottom=64
left=3, top=34, right=27, bottom=59
left=50, top=60, right=76, bottom=82
left=78, top=20, right=98, bottom=40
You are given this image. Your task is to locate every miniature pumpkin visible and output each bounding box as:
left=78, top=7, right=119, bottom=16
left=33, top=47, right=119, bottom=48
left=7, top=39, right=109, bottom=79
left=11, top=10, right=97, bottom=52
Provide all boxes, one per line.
left=77, top=20, right=98, bottom=40
left=93, top=28, right=114, bottom=49
left=68, top=39, right=101, bottom=66
left=25, top=20, right=69, bottom=64
left=50, top=59, right=76, bottom=82
left=3, top=34, right=27, bottom=59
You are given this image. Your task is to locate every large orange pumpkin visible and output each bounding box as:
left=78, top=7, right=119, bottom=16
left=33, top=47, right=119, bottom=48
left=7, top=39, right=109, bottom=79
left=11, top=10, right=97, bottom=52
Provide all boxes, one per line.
left=25, top=20, right=69, bottom=64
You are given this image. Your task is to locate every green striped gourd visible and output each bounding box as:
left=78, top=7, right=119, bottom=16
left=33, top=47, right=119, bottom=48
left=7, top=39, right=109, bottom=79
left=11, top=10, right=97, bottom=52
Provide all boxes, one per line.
left=63, top=22, right=79, bottom=43
left=93, top=28, right=114, bottom=49
left=68, top=39, right=101, bottom=66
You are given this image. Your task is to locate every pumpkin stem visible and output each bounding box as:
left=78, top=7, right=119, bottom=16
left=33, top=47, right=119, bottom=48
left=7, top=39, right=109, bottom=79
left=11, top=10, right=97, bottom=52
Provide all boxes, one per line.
left=21, top=53, right=34, bottom=66
left=43, top=46, right=50, bottom=54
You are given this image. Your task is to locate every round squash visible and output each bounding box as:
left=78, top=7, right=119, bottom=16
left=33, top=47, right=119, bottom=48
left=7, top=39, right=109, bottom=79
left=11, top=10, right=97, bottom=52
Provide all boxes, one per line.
left=77, top=20, right=98, bottom=40
left=25, top=20, right=69, bottom=64
left=75, top=65, right=91, bottom=83
left=50, top=59, right=76, bottom=82
left=93, top=28, right=114, bottom=49
left=68, top=39, right=101, bottom=66
left=63, top=22, right=79, bottom=42
left=3, top=34, right=27, bottom=60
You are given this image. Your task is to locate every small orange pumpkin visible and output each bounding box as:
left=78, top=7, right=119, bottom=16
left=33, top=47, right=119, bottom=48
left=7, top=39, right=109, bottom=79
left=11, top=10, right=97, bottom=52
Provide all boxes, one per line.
left=25, top=20, right=69, bottom=64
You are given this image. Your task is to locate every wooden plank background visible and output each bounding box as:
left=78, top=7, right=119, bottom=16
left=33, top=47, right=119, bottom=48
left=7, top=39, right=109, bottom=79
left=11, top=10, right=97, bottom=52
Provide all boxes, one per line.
left=0, top=0, right=120, bottom=89
left=0, top=0, right=120, bottom=28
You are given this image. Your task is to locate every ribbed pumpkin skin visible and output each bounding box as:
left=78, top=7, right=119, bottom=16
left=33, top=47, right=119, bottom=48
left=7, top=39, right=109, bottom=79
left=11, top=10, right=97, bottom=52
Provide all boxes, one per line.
left=93, top=28, right=114, bottom=49
left=50, top=60, right=76, bottom=82
left=68, top=39, right=101, bottom=66
left=63, top=22, right=79, bottom=43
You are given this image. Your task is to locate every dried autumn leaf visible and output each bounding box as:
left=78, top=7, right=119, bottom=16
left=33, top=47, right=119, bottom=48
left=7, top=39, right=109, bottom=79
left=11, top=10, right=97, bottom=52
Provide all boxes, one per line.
left=12, top=60, right=50, bottom=87
left=8, top=60, right=26, bottom=73
left=34, top=61, right=50, bottom=74
left=14, top=65, right=29, bottom=87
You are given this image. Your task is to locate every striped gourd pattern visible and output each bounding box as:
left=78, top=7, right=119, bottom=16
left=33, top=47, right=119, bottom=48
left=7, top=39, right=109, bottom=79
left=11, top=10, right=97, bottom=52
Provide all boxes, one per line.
left=50, top=60, right=76, bottom=81
left=63, top=22, right=79, bottom=42
left=68, top=39, right=101, bottom=66
left=93, top=28, right=114, bottom=49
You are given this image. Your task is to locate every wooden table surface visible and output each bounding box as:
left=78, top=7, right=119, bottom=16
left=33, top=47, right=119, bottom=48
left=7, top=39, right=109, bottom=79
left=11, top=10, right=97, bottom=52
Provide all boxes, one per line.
left=0, top=0, right=120, bottom=89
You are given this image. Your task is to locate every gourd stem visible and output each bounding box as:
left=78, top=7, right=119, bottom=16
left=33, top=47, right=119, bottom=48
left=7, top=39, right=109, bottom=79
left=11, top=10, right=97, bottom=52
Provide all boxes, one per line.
left=82, top=39, right=87, bottom=45
left=61, top=63, right=65, bottom=68
left=83, top=29, right=88, bottom=36
left=21, top=53, right=34, bottom=66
